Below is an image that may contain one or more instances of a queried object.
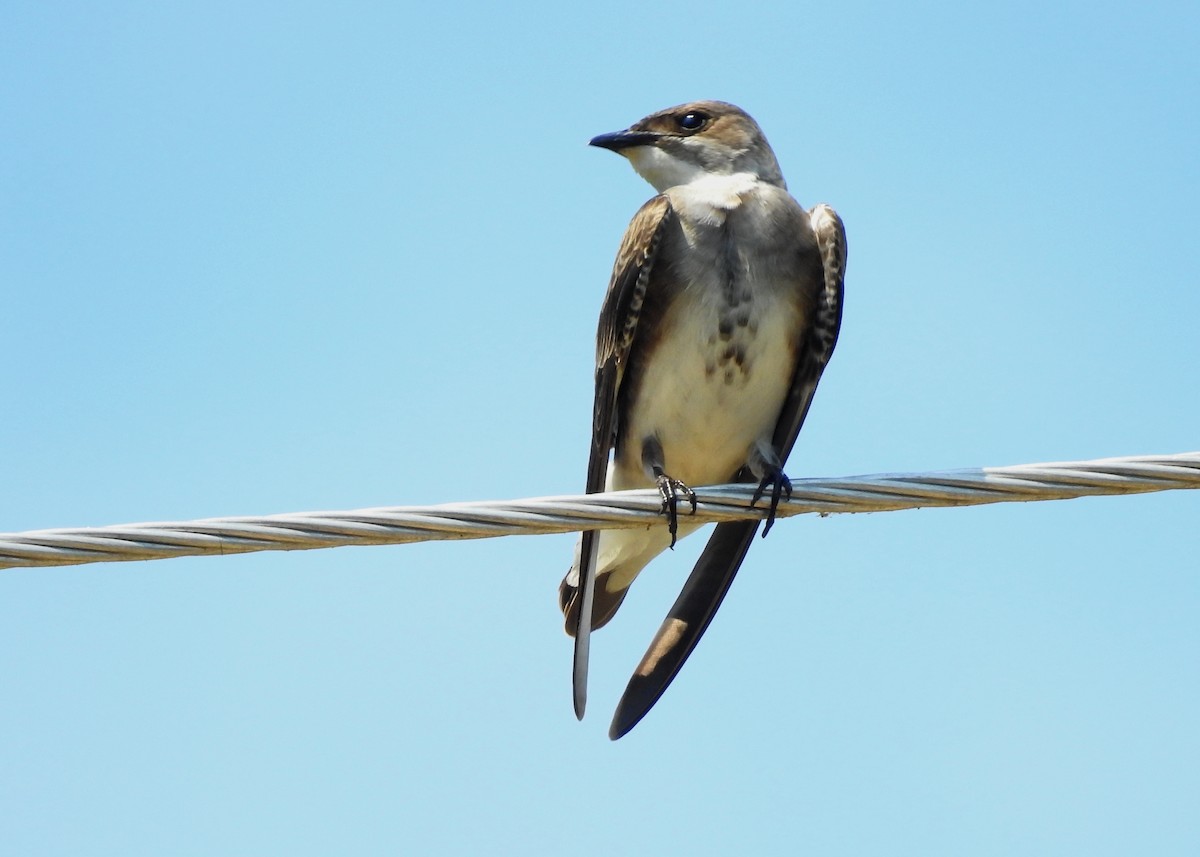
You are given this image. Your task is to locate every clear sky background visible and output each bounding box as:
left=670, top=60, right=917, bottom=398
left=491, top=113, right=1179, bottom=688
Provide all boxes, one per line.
left=3, top=2, right=1198, bottom=854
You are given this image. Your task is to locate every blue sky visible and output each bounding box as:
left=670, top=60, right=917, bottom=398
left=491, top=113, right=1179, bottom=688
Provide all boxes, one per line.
left=2, top=1, right=1198, bottom=854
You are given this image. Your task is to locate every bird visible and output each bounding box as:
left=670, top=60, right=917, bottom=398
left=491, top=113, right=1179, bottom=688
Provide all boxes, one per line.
left=559, top=100, right=846, bottom=739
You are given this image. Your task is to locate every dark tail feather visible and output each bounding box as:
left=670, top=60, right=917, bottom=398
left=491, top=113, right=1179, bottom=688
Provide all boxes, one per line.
left=608, top=519, right=760, bottom=739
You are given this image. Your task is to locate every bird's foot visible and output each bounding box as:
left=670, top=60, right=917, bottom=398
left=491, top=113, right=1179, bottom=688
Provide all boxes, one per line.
left=751, top=468, right=792, bottom=536
left=653, top=470, right=697, bottom=548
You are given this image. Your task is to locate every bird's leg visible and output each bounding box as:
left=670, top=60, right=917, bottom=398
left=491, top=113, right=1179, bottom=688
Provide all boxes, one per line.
left=748, top=441, right=792, bottom=536
left=751, top=467, right=792, bottom=536
left=651, top=466, right=697, bottom=548
left=642, top=436, right=696, bottom=548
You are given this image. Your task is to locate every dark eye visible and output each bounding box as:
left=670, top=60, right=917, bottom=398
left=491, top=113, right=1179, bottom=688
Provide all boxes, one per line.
left=677, top=111, right=708, bottom=131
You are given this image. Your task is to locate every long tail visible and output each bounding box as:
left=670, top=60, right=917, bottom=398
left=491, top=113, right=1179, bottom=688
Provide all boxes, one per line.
left=608, top=519, right=760, bottom=739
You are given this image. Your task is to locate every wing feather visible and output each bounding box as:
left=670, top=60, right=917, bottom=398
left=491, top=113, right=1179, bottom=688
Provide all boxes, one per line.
left=572, top=195, right=676, bottom=718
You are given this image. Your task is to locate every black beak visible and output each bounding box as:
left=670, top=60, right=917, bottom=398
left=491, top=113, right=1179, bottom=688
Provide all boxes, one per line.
left=588, top=129, right=661, bottom=152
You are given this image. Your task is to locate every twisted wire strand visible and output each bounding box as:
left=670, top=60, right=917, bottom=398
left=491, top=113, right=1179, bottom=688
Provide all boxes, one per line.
left=2, top=452, right=1197, bottom=571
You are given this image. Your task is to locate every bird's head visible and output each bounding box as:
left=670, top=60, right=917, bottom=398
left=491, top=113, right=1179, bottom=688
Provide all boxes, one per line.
left=589, top=101, right=785, bottom=192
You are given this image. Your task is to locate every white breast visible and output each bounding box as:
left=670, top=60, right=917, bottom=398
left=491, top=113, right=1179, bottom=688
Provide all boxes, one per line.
left=614, top=289, right=800, bottom=490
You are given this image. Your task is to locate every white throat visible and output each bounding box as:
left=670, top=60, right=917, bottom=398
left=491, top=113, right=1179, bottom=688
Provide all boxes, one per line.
left=625, top=146, right=757, bottom=200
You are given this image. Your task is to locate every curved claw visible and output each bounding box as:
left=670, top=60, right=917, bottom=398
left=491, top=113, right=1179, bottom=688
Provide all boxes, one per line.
left=751, top=469, right=792, bottom=536
left=654, top=470, right=697, bottom=548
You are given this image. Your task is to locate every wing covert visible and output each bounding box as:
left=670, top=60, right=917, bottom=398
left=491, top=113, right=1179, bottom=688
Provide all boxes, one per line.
left=771, top=203, right=846, bottom=461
